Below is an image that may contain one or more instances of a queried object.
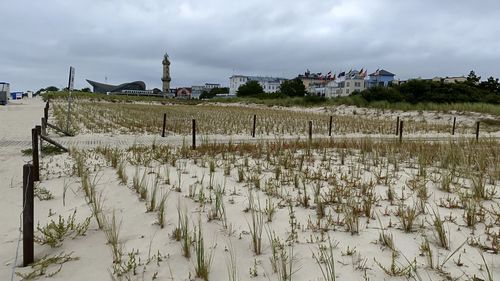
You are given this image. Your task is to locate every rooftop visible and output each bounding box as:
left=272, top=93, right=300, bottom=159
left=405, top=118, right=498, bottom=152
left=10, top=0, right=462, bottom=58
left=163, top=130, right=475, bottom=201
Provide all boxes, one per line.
left=369, top=69, right=395, bottom=77
left=232, top=75, right=288, bottom=83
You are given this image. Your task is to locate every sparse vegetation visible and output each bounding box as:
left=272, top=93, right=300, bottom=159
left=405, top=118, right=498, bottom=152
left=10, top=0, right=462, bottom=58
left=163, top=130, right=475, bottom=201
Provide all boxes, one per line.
left=28, top=99, right=499, bottom=280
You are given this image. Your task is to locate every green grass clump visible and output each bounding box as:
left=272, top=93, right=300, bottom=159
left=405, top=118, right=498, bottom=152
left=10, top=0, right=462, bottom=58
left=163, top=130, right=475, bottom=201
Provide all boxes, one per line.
left=22, top=145, right=66, bottom=156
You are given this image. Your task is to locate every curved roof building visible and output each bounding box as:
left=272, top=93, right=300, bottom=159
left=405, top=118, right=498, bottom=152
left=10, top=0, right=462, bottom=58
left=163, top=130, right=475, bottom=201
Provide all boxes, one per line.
left=86, top=79, right=146, bottom=93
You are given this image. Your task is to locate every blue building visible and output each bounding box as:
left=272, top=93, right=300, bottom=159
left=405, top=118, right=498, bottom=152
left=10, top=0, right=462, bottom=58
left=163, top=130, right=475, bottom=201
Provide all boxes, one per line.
left=367, top=69, right=395, bottom=87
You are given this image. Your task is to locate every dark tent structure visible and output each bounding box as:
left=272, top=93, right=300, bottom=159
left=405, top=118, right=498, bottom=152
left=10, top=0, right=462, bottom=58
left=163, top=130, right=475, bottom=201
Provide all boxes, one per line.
left=86, top=79, right=146, bottom=93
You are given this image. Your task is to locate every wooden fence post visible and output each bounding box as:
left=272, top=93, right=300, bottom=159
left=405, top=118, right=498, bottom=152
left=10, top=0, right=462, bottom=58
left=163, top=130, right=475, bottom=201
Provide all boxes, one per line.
left=31, top=128, right=39, bottom=182
left=41, top=117, right=47, bottom=136
left=476, top=121, right=480, bottom=141
left=44, top=100, right=49, bottom=120
left=36, top=126, right=42, bottom=158
left=396, top=116, right=400, bottom=135
left=23, top=164, right=34, bottom=266
left=66, top=96, right=72, bottom=133
left=309, top=121, right=312, bottom=140
left=192, top=119, right=196, bottom=150
left=162, top=113, right=167, bottom=137
left=328, top=116, right=333, bottom=137
left=452, top=117, right=456, bottom=135
left=252, top=114, right=256, bottom=138
left=399, top=120, right=404, bottom=143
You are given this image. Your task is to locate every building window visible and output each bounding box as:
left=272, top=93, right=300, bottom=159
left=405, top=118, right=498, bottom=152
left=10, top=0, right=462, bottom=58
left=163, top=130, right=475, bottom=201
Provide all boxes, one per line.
left=346, top=89, right=350, bottom=94
left=355, top=82, right=360, bottom=87
left=346, top=82, right=350, bottom=87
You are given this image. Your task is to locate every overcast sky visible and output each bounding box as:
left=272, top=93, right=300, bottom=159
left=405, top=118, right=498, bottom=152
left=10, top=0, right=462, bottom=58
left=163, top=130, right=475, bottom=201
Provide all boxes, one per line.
left=1, top=0, right=499, bottom=91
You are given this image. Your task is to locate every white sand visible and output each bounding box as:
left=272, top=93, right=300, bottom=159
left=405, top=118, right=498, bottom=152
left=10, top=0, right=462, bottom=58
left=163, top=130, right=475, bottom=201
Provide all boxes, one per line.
left=1, top=98, right=499, bottom=281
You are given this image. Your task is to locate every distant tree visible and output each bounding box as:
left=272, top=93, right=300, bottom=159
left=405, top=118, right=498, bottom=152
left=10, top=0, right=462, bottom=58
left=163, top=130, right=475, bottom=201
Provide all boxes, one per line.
left=200, top=90, right=215, bottom=99
left=360, top=86, right=404, bottom=103
left=35, top=88, right=45, bottom=95
left=236, top=81, right=264, bottom=97
left=479, top=76, right=499, bottom=94
left=466, top=70, right=481, bottom=85
left=279, top=78, right=306, bottom=97
left=45, top=86, right=59, bottom=92
left=200, top=87, right=229, bottom=99
left=81, top=87, right=91, bottom=92
left=398, top=79, right=432, bottom=103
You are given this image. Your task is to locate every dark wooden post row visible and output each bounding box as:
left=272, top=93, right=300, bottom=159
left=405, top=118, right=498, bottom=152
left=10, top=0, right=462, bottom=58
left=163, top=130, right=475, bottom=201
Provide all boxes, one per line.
left=162, top=113, right=167, bottom=137
left=31, top=128, right=40, bottom=182
left=192, top=119, right=196, bottom=150
left=328, top=116, right=333, bottom=137
left=23, top=164, right=34, bottom=266
left=399, top=120, right=404, bottom=143
left=452, top=117, right=456, bottom=135
left=396, top=116, right=400, bottom=135
left=252, top=114, right=256, bottom=138
left=308, top=121, right=312, bottom=140
left=476, top=121, right=480, bottom=141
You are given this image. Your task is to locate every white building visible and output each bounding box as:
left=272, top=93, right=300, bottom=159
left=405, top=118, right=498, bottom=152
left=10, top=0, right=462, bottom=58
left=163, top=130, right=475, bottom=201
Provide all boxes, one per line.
left=204, top=83, right=220, bottom=89
left=432, top=76, right=467, bottom=84
left=325, top=70, right=367, bottom=98
left=229, top=75, right=287, bottom=95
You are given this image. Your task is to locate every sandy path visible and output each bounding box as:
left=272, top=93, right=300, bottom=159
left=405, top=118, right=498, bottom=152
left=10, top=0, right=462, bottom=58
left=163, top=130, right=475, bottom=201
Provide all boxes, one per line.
left=0, top=98, right=45, bottom=280
left=0, top=98, right=110, bottom=280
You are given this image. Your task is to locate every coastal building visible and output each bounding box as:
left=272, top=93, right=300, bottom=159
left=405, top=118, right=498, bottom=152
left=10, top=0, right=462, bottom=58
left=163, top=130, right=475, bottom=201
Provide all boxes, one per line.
left=325, top=81, right=342, bottom=98
left=298, top=72, right=329, bottom=89
left=191, top=86, right=205, bottom=99
left=432, top=76, right=467, bottom=84
left=204, top=83, right=220, bottom=90
left=229, top=75, right=287, bottom=95
left=333, top=70, right=367, bottom=96
left=176, top=87, right=192, bottom=99
left=86, top=80, right=146, bottom=93
left=191, top=83, right=223, bottom=99
left=307, top=82, right=326, bottom=96
left=367, top=69, right=395, bottom=87
left=297, top=70, right=337, bottom=95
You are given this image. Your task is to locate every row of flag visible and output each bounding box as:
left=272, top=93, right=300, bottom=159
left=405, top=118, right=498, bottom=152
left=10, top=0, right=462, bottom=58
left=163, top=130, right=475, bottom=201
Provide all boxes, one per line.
left=304, top=68, right=372, bottom=80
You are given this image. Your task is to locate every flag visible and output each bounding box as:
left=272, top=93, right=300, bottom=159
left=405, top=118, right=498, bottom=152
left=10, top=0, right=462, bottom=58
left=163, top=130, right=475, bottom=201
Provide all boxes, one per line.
left=359, top=68, right=364, bottom=75
left=338, top=71, right=345, bottom=77
left=327, top=71, right=332, bottom=79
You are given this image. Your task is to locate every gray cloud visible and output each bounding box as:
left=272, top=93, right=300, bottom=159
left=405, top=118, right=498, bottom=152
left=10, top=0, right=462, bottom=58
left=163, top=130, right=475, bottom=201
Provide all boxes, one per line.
left=1, top=0, right=499, bottom=91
